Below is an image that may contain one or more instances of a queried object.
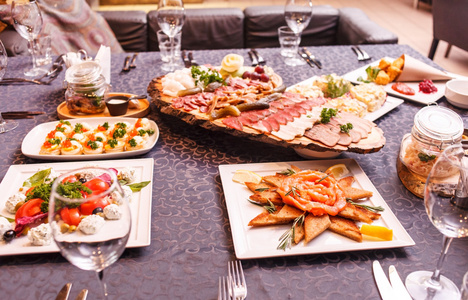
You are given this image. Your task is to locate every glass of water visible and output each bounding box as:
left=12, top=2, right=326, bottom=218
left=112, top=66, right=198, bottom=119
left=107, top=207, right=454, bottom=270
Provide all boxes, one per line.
left=284, top=0, right=313, bottom=66
left=278, top=26, right=302, bottom=65
left=157, top=30, right=181, bottom=64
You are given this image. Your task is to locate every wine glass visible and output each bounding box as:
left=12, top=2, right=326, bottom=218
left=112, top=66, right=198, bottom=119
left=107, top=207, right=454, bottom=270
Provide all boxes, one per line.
left=11, top=0, right=47, bottom=77
left=0, top=39, right=18, bottom=133
left=49, top=167, right=132, bottom=299
left=405, top=143, right=468, bottom=299
left=156, top=0, right=185, bottom=72
left=284, top=0, right=313, bottom=66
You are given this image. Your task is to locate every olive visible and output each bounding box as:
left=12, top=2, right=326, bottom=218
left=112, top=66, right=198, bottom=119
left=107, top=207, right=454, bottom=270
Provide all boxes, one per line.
left=3, top=230, right=15, bottom=242
left=79, top=178, right=87, bottom=184
left=92, top=207, right=104, bottom=214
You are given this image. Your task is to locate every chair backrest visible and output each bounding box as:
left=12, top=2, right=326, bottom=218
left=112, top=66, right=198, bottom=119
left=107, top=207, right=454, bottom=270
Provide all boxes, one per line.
left=147, top=8, right=245, bottom=51
left=243, top=5, right=340, bottom=49
left=432, top=0, right=468, bottom=52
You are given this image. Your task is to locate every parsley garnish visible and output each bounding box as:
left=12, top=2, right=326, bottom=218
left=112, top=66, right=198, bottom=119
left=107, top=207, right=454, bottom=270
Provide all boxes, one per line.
left=418, top=153, right=436, bottom=162
left=340, top=123, right=353, bottom=134
left=60, top=120, right=71, bottom=126
left=129, top=138, right=137, bottom=147
left=101, top=122, right=109, bottom=130
left=191, top=66, right=225, bottom=88
left=108, top=139, right=118, bottom=148
left=320, top=108, right=338, bottom=124
left=96, top=137, right=103, bottom=142
left=146, top=129, right=155, bottom=135
left=74, top=123, right=83, bottom=133
left=115, top=122, right=127, bottom=129
left=48, top=138, right=61, bottom=145
left=56, top=181, right=92, bottom=199
left=113, top=128, right=126, bottom=139
left=138, top=129, right=147, bottom=136
left=87, top=140, right=99, bottom=150
left=56, top=126, right=65, bottom=132
left=324, top=75, right=351, bottom=98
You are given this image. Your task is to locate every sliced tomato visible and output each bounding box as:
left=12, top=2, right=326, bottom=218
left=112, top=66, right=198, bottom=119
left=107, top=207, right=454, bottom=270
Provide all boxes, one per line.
left=60, top=207, right=81, bottom=226
left=84, top=178, right=110, bottom=194
left=25, top=186, right=36, bottom=196
left=80, top=198, right=110, bottom=215
left=62, top=175, right=78, bottom=183
left=15, top=198, right=44, bottom=222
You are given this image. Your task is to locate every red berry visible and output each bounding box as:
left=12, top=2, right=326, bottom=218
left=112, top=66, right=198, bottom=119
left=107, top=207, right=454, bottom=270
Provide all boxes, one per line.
left=254, top=66, right=264, bottom=74
left=260, top=73, right=270, bottom=82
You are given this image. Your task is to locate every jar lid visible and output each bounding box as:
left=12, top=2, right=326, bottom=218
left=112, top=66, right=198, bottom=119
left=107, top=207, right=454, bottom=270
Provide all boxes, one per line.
left=414, top=106, right=464, bottom=142
left=65, top=61, right=102, bottom=85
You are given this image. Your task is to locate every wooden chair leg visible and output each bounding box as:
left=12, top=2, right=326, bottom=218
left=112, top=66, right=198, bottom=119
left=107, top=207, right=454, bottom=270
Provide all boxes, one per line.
left=444, top=44, right=452, bottom=58
left=428, top=39, right=439, bottom=59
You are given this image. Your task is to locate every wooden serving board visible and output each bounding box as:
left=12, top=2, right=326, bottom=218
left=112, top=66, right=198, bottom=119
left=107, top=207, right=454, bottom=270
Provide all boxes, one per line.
left=148, top=77, right=386, bottom=154
left=57, top=93, right=150, bottom=119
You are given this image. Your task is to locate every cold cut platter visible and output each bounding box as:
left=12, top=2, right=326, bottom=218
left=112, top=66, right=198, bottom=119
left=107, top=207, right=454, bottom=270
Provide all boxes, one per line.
left=148, top=54, right=386, bottom=155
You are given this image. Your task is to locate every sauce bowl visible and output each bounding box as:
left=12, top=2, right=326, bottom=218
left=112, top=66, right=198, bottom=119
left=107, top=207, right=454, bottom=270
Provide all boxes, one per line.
left=445, top=79, right=468, bottom=109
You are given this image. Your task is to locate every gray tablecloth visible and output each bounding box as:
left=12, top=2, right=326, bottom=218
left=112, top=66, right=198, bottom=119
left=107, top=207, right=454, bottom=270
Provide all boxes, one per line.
left=0, top=45, right=467, bottom=300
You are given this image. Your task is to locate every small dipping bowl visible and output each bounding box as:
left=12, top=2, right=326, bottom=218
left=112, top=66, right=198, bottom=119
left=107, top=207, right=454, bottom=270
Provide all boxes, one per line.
left=105, top=95, right=129, bottom=116
left=445, top=79, right=468, bottom=109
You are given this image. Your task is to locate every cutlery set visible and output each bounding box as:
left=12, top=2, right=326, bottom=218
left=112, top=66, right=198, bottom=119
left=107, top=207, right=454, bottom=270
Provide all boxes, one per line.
left=55, top=283, right=88, bottom=300
left=2, top=111, right=44, bottom=119
left=298, top=47, right=322, bottom=69
left=182, top=50, right=198, bottom=68
left=373, top=260, right=412, bottom=300
left=351, top=45, right=371, bottom=61
left=248, top=49, right=265, bottom=66
left=1, top=55, right=64, bottom=85
left=219, top=260, right=247, bottom=300
left=122, top=53, right=138, bottom=72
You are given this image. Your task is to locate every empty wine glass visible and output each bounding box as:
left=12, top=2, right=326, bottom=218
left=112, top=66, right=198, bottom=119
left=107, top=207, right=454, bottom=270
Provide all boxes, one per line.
left=49, top=167, right=131, bottom=299
left=0, top=39, right=18, bottom=133
left=284, top=0, right=313, bottom=66
left=11, top=0, right=47, bottom=77
left=405, top=143, right=468, bottom=299
left=157, top=0, right=185, bottom=72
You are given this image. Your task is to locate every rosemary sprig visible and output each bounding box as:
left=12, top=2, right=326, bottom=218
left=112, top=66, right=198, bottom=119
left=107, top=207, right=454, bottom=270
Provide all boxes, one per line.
left=285, top=186, right=300, bottom=197
left=277, top=214, right=306, bottom=251
left=317, top=174, right=329, bottom=183
left=255, top=187, right=270, bottom=192
left=278, top=168, right=297, bottom=176
left=347, top=200, right=385, bottom=213
left=247, top=199, right=277, bottom=214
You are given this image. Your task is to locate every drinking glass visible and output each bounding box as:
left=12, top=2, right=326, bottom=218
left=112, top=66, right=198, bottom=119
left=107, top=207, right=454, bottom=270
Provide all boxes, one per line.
left=11, top=0, right=47, bottom=77
left=49, top=167, right=132, bottom=299
left=405, top=143, right=468, bottom=300
left=462, top=271, right=468, bottom=300
left=0, top=39, right=18, bottom=133
left=284, top=0, right=313, bottom=66
left=157, top=0, right=185, bottom=72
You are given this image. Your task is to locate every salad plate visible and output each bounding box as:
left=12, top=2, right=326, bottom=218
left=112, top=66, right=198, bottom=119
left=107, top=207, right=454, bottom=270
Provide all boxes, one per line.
left=21, top=117, right=159, bottom=161
left=288, top=76, right=404, bottom=122
left=219, top=159, right=415, bottom=259
left=0, top=158, right=154, bottom=256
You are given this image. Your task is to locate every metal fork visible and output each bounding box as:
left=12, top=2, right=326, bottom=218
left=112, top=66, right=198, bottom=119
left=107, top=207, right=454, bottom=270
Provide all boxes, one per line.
left=357, top=46, right=371, bottom=60
left=252, top=49, right=266, bottom=65
left=228, top=260, right=247, bottom=300
left=188, top=52, right=199, bottom=66
left=248, top=50, right=258, bottom=66
left=218, top=276, right=233, bottom=300
left=351, top=46, right=371, bottom=61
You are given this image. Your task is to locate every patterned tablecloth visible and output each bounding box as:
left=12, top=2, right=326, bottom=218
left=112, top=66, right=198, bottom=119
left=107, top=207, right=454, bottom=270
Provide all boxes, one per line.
left=0, top=44, right=467, bottom=300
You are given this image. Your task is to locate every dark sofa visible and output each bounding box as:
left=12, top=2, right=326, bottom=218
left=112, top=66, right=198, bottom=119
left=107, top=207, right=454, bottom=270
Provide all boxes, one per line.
left=1, top=5, right=398, bottom=56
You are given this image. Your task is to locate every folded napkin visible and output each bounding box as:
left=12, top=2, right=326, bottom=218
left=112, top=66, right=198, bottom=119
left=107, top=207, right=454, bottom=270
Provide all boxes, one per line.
left=397, top=54, right=454, bottom=82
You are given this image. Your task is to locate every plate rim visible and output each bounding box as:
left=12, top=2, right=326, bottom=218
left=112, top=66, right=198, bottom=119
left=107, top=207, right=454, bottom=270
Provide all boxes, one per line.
left=0, top=158, right=154, bottom=256
left=21, top=117, right=159, bottom=161
left=219, top=158, right=415, bottom=259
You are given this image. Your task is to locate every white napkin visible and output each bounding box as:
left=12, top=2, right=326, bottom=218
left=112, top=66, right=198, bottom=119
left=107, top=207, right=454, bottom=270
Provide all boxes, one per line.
left=63, top=52, right=83, bottom=68
left=94, top=45, right=111, bottom=84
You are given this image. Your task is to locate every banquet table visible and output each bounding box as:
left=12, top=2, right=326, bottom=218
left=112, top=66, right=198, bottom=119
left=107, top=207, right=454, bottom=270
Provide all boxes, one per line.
left=0, top=44, right=467, bottom=300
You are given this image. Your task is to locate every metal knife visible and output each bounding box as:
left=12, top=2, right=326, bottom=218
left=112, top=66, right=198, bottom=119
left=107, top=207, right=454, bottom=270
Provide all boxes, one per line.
left=389, top=265, right=412, bottom=300
left=302, top=47, right=322, bottom=69
left=298, top=50, right=315, bottom=68
left=122, top=56, right=131, bottom=72
left=75, top=289, right=88, bottom=300
left=248, top=51, right=258, bottom=66
left=55, top=283, right=72, bottom=300
left=373, top=260, right=395, bottom=300
left=188, top=52, right=198, bottom=66
left=129, top=53, right=138, bottom=68
left=182, top=50, right=191, bottom=68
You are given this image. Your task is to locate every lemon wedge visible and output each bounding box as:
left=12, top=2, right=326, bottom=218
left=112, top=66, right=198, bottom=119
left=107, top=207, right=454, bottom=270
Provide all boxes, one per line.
left=232, top=170, right=262, bottom=184
left=360, top=224, right=393, bottom=241
left=325, top=164, right=350, bottom=179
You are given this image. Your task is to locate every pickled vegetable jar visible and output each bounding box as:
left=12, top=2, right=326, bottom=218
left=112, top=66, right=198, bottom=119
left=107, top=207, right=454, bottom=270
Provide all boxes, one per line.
left=65, top=61, right=109, bottom=114
left=399, top=106, right=464, bottom=178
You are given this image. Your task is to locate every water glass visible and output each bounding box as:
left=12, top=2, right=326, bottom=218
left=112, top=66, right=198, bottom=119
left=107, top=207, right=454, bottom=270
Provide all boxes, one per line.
left=32, top=35, right=52, bottom=68
left=157, top=30, right=181, bottom=63
left=278, top=26, right=300, bottom=58
left=462, top=271, right=468, bottom=300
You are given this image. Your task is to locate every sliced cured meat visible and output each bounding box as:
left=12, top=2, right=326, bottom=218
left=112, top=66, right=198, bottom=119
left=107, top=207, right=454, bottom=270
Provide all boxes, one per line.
left=304, top=124, right=341, bottom=147
left=337, top=132, right=353, bottom=146
left=264, top=116, right=280, bottom=132
left=222, top=117, right=243, bottom=131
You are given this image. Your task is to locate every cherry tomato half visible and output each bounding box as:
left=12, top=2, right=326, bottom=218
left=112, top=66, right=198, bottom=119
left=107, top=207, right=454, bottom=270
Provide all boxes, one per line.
left=15, top=198, right=44, bottom=222
left=80, top=198, right=110, bottom=216
left=84, top=178, right=110, bottom=194
left=62, top=175, right=78, bottom=183
left=60, top=207, right=81, bottom=226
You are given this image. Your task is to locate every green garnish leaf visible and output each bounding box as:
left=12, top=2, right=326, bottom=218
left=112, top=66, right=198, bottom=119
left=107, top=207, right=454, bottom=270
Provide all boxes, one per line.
left=285, top=186, right=300, bottom=197
left=146, top=129, right=155, bottom=136
left=347, top=200, right=385, bottom=213
left=87, top=140, right=99, bottom=150
left=365, top=66, right=381, bottom=82
left=191, top=66, right=225, bottom=88
left=101, top=122, right=109, bottom=130
left=255, top=187, right=270, bottom=192
left=108, top=139, right=118, bottom=148
left=23, top=168, right=52, bottom=187
left=74, top=123, right=83, bottom=133
left=127, top=181, right=151, bottom=192
left=317, top=174, right=329, bottom=183
left=418, top=153, right=436, bottom=162
left=128, top=138, right=137, bottom=147
left=323, top=74, right=351, bottom=98
left=278, top=169, right=297, bottom=176
left=0, top=215, right=15, bottom=223
left=340, top=123, right=354, bottom=134
left=320, top=108, right=338, bottom=124
left=56, top=181, right=92, bottom=199
left=60, top=120, right=71, bottom=126
left=113, top=128, right=126, bottom=139
left=277, top=214, right=306, bottom=251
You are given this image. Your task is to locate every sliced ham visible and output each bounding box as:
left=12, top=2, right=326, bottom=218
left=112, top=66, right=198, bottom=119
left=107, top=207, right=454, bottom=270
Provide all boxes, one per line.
left=304, top=124, right=341, bottom=147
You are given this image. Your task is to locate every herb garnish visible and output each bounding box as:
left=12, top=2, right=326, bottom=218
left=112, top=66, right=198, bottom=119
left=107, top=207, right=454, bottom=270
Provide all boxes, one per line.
left=48, top=138, right=61, bottom=145
left=115, top=122, right=127, bottom=129
left=285, top=186, right=300, bottom=197
left=324, top=75, right=351, bottom=98
left=418, top=153, right=436, bottom=162
left=23, top=168, right=51, bottom=188
left=247, top=199, right=277, bottom=214
left=101, top=122, right=109, bottom=130
left=56, top=126, right=65, bottom=132
left=74, top=123, right=83, bottom=133
left=364, top=66, right=381, bottom=82
left=138, top=129, right=147, bottom=136
left=127, top=181, right=151, bottom=192
left=146, top=129, right=155, bottom=135
left=113, top=128, right=126, bottom=139
left=340, top=123, right=354, bottom=134
left=108, top=139, right=118, bottom=148
left=317, top=175, right=329, bottom=183
left=87, top=140, right=99, bottom=150
left=347, top=200, right=384, bottom=213
left=278, top=169, right=297, bottom=176
left=57, top=181, right=92, bottom=199
left=191, top=66, right=225, bottom=88
left=277, top=214, right=306, bottom=250
left=320, top=108, right=338, bottom=124
left=129, top=138, right=137, bottom=147
left=60, top=120, right=71, bottom=126
left=255, top=187, right=270, bottom=192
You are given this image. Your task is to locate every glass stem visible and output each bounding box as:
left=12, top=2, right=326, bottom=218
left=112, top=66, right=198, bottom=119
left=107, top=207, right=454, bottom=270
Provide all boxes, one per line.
left=429, top=236, right=453, bottom=287
left=28, top=39, right=38, bottom=70
left=97, top=270, right=108, bottom=299
left=169, top=36, right=175, bottom=67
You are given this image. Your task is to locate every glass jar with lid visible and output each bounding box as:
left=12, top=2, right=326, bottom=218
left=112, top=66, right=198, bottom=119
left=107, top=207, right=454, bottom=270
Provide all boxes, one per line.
left=398, top=105, right=464, bottom=197
left=65, top=61, right=110, bottom=114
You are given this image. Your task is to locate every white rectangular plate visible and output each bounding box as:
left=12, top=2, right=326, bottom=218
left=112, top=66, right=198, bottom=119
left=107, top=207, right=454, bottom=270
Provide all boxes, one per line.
left=288, top=76, right=403, bottom=121
left=219, top=159, right=415, bottom=259
left=0, top=158, right=154, bottom=256
left=21, top=117, right=159, bottom=161
left=341, top=58, right=447, bottom=104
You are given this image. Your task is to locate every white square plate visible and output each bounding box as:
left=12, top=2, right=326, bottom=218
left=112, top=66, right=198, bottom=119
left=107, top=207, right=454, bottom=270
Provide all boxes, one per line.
left=289, top=76, right=404, bottom=121
left=21, top=117, right=159, bottom=161
left=0, top=158, right=154, bottom=256
left=341, top=58, right=447, bottom=104
left=219, top=159, right=415, bottom=259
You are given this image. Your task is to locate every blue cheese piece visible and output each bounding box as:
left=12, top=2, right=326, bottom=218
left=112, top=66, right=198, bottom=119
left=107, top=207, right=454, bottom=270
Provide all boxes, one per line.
left=104, top=204, right=122, bottom=220
left=0, top=217, right=12, bottom=236
left=5, top=193, right=26, bottom=213
left=27, top=223, right=52, bottom=246
left=118, top=167, right=136, bottom=184
left=78, top=215, right=105, bottom=235
left=110, top=185, right=133, bottom=205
